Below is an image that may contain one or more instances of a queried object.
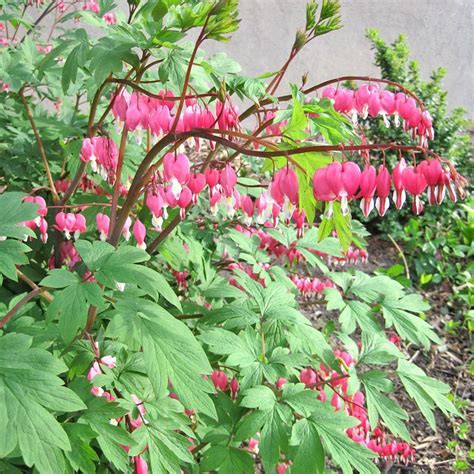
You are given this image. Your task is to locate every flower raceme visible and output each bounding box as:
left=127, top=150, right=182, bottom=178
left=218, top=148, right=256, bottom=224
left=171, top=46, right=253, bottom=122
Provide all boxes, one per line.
left=80, top=136, right=118, bottom=182
left=322, top=83, right=434, bottom=147
left=312, top=158, right=460, bottom=217
left=27, top=153, right=461, bottom=253
left=110, top=90, right=240, bottom=145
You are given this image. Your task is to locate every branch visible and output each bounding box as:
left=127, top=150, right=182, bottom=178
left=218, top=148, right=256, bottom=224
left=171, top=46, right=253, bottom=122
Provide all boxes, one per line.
left=0, top=288, right=45, bottom=329
left=239, top=75, right=426, bottom=121
left=19, top=88, right=59, bottom=203
left=108, top=79, right=218, bottom=101
left=169, top=11, right=213, bottom=134
left=108, top=128, right=128, bottom=238
left=16, top=269, right=53, bottom=303
left=58, top=161, right=87, bottom=206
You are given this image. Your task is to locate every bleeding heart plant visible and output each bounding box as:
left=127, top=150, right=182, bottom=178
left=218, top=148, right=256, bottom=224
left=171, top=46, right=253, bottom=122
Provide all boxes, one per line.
left=0, top=1, right=466, bottom=473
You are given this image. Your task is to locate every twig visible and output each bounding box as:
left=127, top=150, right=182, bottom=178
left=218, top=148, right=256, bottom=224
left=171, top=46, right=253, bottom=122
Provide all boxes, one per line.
left=19, top=88, right=59, bottom=203
left=0, top=288, right=46, bottom=329
left=16, top=269, right=53, bottom=303
left=387, top=234, right=411, bottom=279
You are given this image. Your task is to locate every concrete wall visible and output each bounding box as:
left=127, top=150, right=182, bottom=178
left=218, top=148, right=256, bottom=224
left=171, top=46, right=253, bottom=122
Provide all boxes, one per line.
left=201, top=0, right=473, bottom=122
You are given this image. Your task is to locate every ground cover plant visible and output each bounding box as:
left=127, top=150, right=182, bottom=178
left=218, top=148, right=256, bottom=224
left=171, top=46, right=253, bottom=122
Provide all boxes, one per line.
left=0, top=1, right=470, bottom=472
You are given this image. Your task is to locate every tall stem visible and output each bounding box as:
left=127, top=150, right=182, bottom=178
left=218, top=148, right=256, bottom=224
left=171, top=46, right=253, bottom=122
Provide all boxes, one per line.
left=108, top=128, right=129, bottom=238
left=20, top=89, right=59, bottom=203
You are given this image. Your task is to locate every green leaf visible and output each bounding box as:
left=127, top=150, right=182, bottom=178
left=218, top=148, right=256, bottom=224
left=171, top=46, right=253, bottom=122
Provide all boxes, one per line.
left=333, top=202, right=352, bottom=252
left=359, top=332, right=404, bottom=365
left=361, top=371, right=410, bottom=441
left=0, top=192, right=38, bottom=239
left=241, top=385, right=276, bottom=411
left=259, top=404, right=291, bottom=472
left=199, top=328, right=257, bottom=368
left=200, top=305, right=259, bottom=330
left=0, top=240, right=32, bottom=283
left=62, top=42, right=89, bottom=93
left=81, top=398, right=134, bottom=472
left=201, top=445, right=254, bottom=474
left=63, top=423, right=99, bottom=474
left=134, top=418, right=194, bottom=473
left=296, top=152, right=332, bottom=224
left=46, top=279, right=103, bottom=343
left=234, top=410, right=267, bottom=441
left=0, top=333, right=86, bottom=473
left=111, top=298, right=216, bottom=418
left=89, top=39, right=138, bottom=85
left=41, top=268, right=81, bottom=288
left=397, top=359, right=459, bottom=430
left=309, top=402, right=379, bottom=474
left=75, top=241, right=181, bottom=310
left=290, top=418, right=325, bottom=474
left=381, top=293, right=439, bottom=349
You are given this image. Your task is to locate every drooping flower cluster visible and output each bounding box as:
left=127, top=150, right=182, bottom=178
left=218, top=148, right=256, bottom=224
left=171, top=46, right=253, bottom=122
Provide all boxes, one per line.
left=322, top=84, right=434, bottom=146
left=82, top=1, right=100, bottom=14
left=102, top=12, right=117, bottom=25
left=55, top=212, right=87, bottom=240
left=36, top=44, right=53, bottom=54
left=211, top=370, right=239, bottom=400
left=48, top=240, right=81, bottom=270
left=80, top=136, right=118, bottom=182
left=234, top=224, right=369, bottom=267
left=111, top=90, right=239, bottom=147
left=298, top=350, right=415, bottom=463
left=313, top=157, right=462, bottom=217
left=290, top=275, right=335, bottom=298
left=21, top=195, right=48, bottom=243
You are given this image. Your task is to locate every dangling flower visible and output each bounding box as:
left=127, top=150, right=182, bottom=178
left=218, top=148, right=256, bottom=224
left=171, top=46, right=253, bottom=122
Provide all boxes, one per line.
left=122, top=216, right=132, bottom=241
left=38, top=217, right=48, bottom=243
left=80, top=138, right=98, bottom=171
left=436, top=170, right=457, bottom=204
left=241, top=195, right=254, bottom=225
left=177, top=187, right=192, bottom=219
left=73, top=213, right=87, bottom=239
left=210, top=190, right=222, bottom=216
left=55, top=212, right=76, bottom=239
left=312, top=166, right=338, bottom=217
left=133, top=218, right=147, bottom=249
left=392, top=158, right=407, bottom=209
left=401, top=165, right=427, bottom=215
left=229, top=377, right=239, bottom=400
left=375, top=164, right=391, bottom=216
left=358, top=165, right=377, bottom=218
left=163, top=153, right=191, bottom=199
left=419, top=159, right=443, bottom=205
left=102, top=12, right=116, bottom=25
left=219, top=165, right=237, bottom=197
left=300, top=368, right=317, bottom=387
left=96, top=213, right=110, bottom=241
left=277, top=167, right=299, bottom=220
left=205, top=168, right=220, bottom=197
left=211, top=370, right=228, bottom=391
left=379, top=90, right=395, bottom=127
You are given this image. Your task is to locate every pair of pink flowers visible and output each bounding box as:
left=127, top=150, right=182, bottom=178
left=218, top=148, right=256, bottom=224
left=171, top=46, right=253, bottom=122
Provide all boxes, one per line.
left=21, top=196, right=48, bottom=243
left=55, top=212, right=86, bottom=240
left=211, top=370, right=239, bottom=400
